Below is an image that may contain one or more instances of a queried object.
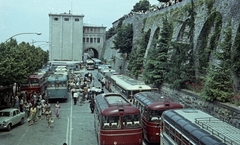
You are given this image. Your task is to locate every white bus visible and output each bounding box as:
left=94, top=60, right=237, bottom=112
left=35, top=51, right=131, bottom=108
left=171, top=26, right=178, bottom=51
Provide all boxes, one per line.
left=109, top=74, right=152, bottom=101
left=161, top=109, right=239, bottom=145
left=86, top=59, right=95, bottom=70
left=91, top=58, right=102, bottom=69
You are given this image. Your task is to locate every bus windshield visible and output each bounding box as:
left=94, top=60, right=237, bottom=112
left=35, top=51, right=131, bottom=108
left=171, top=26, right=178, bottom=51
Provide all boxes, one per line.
left=123, top=114, right=141, bottom=128
left=148, top=110, right=163, bottom=122
left=102, top=116, right=119, bottom=129
left=29, top=78, right=40, bottom=86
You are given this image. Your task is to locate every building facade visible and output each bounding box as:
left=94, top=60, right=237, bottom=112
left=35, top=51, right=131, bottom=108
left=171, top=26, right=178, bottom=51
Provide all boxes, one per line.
left=49, top=12, right=106, bottom=61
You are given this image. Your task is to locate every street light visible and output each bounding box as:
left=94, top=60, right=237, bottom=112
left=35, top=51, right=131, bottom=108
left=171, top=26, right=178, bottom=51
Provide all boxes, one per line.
left=32, top=40, right=49, bottom=45
left=5, top=32, right=42, bottom=43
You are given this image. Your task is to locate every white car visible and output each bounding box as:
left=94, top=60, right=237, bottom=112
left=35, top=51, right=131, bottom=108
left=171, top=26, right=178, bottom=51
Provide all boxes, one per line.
left=0, top=108, right=25, bottom=131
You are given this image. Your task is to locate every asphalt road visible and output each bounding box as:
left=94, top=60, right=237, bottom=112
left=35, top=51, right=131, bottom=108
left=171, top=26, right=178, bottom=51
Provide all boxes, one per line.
left=0, top=68, right=155, bottom=145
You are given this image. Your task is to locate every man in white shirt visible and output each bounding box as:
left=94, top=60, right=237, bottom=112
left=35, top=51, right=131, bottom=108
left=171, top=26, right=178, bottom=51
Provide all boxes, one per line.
left=73, top=92, right=78, bottom=105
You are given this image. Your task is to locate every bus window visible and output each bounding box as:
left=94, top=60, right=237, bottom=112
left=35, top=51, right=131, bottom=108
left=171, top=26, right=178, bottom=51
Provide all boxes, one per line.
left=102, top=116, right=120, bottom=129
left=149, top=110, right=163, bottom=121
left=123, top=114, right=141, bottom=128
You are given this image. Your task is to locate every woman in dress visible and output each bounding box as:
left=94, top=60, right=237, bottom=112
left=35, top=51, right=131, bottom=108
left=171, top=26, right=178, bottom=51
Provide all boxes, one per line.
left=55, top=101, right=60, bottom=119
left=29, top=105, right=37, bottom=125
left=45, top=108, right=52, bottom=128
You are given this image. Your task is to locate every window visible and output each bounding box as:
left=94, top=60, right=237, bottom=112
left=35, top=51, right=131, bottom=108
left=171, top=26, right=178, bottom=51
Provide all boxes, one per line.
left=54, top=17, right=58, bottom=21
left=83, top=38, right=85, bottom=43
left=75, top=18, right=79, bottom=21
left=64, top=18, right=69, bottom=21
left=94, top=38, right=96, bottom=43
left=90, top=38, right=93, bottom=43
left=86, top=38, right=89, bottom=43
left=97, top=38, right=100, bottom=43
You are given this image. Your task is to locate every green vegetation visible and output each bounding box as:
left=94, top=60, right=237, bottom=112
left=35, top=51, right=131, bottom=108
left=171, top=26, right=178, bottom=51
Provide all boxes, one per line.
left=232, top=23, right=240, bottom=78
left=201, top=21, right=233, bottom=102
left=143, top=17, right=172, bottom=87
left=112, top=24, right=133, bottom=59
left=198, top=12, right=222, bottom=75
left=132, top=0, right=151, bottom=13
left=128, top=30, right=150, bottom=79
left=115, top=0, right=240, bottom=104
left=0, top=39, right=48, bottom=85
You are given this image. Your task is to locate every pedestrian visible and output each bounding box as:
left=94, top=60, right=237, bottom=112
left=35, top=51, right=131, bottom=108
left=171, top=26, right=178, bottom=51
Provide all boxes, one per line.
left=73, top=92, right=78, bottom=105
left=29, top=105, right=37, bottom=126
left=45, top=108, right=52, bottom=128
left=36, top=102, right=42, bottom=120
left=63, top=143, right=67, bottom=145
left=14, top=96, right=19, bottom=109
left=101, top=77, right=105, bottom=89
left=55, top=101, right=60, bottom=119
left=23, top=101, right=31, bottom=118
left=89, top=95, right=95, bottom=113
left=19, top=97, right=24, bottom=112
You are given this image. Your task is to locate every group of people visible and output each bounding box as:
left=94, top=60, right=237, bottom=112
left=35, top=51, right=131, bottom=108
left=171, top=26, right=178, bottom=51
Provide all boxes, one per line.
left=20, top=92, right=61, bottom=128
left=70, top=72, right=105, bottom=113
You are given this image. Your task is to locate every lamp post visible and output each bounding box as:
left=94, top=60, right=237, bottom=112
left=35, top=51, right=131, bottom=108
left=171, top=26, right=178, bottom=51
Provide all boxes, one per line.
left=5, top=32, right=42, bottom=43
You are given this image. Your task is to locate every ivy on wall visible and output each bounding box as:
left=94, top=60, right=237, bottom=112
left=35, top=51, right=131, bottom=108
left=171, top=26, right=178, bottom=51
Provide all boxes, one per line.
left=198, top=12, right=222, bottom=75
left=232, top=23, right=240, bottom=78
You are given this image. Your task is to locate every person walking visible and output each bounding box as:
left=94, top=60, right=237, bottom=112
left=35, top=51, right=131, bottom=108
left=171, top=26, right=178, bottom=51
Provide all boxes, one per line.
left=89, top=95, right=95, bottom=113
left=36, top=102, right=42, bottom=120
left=29, top=105, right=37, bottom=125
left=73, top=92, right=78, bottom=105
left=19, top=97, right=24, bottom=112
left=23, top=101, right=31, bottom=118
left=55, top=101, right=60, bottom=119
left=45, top=108, right=52, bottom=128
left=14, top=96, right=19, bottom=109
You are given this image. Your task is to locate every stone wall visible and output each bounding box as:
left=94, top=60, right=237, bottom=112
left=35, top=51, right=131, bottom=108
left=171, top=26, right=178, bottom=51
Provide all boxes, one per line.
left=101, top=0, right=240, bottom=129
left=160, top=84, right=240, bottom=129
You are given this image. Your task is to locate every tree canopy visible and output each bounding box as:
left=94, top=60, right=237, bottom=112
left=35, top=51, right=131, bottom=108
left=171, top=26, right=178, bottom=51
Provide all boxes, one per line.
left=0, top=39, right=49, bottom=85
left=132, top=0, right=151, bottom=13
left=112, top=24, right=133, bottom=59
left=143, top=17, right=172, bottom=87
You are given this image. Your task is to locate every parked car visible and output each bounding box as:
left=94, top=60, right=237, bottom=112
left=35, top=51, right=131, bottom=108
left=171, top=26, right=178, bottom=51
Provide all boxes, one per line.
left=0, top=108, right=25, bottom=131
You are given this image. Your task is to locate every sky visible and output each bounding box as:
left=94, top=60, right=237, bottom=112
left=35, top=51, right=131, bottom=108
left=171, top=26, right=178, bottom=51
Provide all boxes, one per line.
left=0, top=0, right=158, bottom=51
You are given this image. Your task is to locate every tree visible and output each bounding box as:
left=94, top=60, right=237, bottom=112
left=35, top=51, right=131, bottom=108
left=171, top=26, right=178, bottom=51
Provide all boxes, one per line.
left=106, top=27, right=117, bottom=39
left=0, top=39, right=49, bottom=85
left=128, top=30, right=150, bottom=79
left=132, top=0, right=151, bottom=13
left=113, top=24, right=133, bottom=59
left=143, top=17, right=171, bottom=87
left=201, top=21, right=234, bottom=102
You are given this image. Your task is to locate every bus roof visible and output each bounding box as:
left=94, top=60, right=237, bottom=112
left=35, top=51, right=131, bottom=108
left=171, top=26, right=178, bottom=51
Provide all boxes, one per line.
left=110, top=75, right=151, bottom=90
left=134, top=92, right=183, bottom=110
left=29, top=74, right=44, bottom=79
left=47, top=74, right=67, bottom=81
left=95, top=93, right=140, bottom=116
left=162, top=109, right=240, bottom=144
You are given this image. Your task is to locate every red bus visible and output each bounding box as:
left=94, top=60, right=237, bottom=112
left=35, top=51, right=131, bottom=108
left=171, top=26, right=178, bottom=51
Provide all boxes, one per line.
left=94, top=93, right=143, bottom=145
left=133, top=91, right=183, bottom=144
left=20, top=74, right=47, bottom=99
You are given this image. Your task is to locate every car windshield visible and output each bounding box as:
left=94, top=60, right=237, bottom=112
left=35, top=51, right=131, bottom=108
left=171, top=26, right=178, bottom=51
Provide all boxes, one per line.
left=0, top=112, right=10, bottom=117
